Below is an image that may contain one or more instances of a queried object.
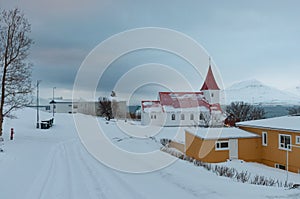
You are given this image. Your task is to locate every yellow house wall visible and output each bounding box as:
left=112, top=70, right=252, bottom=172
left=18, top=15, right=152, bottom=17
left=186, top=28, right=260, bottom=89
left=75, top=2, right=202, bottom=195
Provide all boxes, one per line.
left=169, top=141, right=185, bottom=153
left=185, top=131, right=229, bottom=163
left=239, top=126, right=300, bottom=173
left=238, top=138, right=262, bottom=163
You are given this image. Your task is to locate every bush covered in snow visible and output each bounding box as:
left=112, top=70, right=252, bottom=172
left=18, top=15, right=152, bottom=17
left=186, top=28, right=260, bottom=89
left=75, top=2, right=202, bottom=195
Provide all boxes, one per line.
left=160, top=138, right=171, bottom=146
left=161, top=144, right=294, bottom=189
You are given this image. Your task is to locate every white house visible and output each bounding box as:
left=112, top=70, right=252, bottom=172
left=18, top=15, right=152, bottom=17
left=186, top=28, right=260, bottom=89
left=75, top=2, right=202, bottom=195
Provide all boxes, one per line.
left=141, top=64, right=224, bottom=127
left=50, top=99, right=78, bottom=114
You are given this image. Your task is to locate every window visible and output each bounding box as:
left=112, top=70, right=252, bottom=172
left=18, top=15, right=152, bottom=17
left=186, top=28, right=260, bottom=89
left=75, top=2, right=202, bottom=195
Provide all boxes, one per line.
left=215, top=141, right=229, bottom=151
left=171, top=114, right=176, bottom=120
left=73, top=105, right=78, bottom=109
left=262, top=132, right=267, bottom=146
left=151, top=114, right=156, bottom=119
left=279, top=134, right=291, bottom=150
left=190, top=114, right=194, bottom=120
left=181, top=114, right=185, bottom=120
left=211, top=93, right=214, bottom=97
left=275, top=164, right=286, bottom=170
left=296, top=136, right=300, bottom=145
left=151, top=115, right=153, bottom=119
left=199, top=113, right=204, bottom=120
left=154, top=115, right=156, bottom=119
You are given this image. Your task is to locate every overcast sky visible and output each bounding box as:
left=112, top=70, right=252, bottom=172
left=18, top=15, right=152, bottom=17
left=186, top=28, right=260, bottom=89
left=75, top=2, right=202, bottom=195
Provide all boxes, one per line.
left=1, top=0, right=300, bottom=101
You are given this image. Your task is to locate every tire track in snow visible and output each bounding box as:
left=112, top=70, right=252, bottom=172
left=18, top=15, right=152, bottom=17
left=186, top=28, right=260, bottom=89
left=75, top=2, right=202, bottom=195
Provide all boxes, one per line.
left=27, top=138, right=147, bottom=199
left=75, top=140, right=147, bottom=199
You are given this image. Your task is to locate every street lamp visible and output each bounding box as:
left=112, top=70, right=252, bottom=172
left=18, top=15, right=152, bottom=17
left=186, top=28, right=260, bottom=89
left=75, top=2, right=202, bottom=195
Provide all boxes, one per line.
left=36, top=80, right=41, bottom=128
left=52, top=87, right=56, bottom=118
left=286, top=144, right=300, bottom=182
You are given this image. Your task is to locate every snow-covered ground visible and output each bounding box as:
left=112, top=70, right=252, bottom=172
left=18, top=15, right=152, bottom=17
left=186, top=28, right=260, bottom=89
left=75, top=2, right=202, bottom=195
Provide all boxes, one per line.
left=0, top=108, right=300, bottom=199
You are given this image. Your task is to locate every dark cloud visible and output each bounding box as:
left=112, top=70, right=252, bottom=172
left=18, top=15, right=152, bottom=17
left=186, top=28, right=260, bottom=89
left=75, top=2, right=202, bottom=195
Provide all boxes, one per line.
left=2, top=0, right=300, bottom=99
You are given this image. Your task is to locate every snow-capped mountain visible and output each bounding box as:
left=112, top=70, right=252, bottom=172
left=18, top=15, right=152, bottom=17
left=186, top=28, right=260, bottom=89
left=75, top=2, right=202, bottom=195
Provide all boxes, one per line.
left=222, top=79, right=300, bottom=105
left=286, top=86, right=300, bottom=97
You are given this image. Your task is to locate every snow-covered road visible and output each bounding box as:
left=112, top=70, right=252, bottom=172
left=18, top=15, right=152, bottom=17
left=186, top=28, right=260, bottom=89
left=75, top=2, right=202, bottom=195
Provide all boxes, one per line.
left=0, top=108, right=300, bottom=199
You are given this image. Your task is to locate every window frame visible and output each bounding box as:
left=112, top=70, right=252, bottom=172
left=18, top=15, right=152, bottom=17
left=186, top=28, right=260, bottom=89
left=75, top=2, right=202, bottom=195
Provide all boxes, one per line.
left=262, top=131, right=268, bottom=146
left=181, top=114, right=185, bottom=120
left=215, top=140, right=229, bottom=151
left=278, top=134, right=291, bottom=151
left=190, top=114, right=194, bottom=120
left=171, top=113, right=176, bottom=121
left=296, top=136, right=300, bottom=145
left=199, top=113, right=204, bottom=120
left=275, top=163, right=286, bottom=170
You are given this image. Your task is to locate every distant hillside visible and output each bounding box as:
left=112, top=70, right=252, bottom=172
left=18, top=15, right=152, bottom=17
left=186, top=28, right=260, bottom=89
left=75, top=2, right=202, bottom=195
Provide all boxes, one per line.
left=286, top=86, right=300, bottom=97
left=222, top=79, right=300, bottom=105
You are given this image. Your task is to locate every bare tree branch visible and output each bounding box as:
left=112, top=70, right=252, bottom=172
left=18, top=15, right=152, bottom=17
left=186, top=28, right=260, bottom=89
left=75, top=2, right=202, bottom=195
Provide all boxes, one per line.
left=0, top=8, right=33, bottom=136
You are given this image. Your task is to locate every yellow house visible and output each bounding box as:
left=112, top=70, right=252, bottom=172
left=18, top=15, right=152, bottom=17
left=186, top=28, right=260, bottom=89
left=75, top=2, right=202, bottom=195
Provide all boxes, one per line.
left=237, top=115, right=300, bottom=173
left=168, top=115, right=300, bottom=173
left=184, top=128, right=261, bottom=163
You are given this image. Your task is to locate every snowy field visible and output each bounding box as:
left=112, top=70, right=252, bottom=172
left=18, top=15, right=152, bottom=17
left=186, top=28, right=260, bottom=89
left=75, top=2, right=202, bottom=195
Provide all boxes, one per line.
left=0, top=108, right=300, bottom=199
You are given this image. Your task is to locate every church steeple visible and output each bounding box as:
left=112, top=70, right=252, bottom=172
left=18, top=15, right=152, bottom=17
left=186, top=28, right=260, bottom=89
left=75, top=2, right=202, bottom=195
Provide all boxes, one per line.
left=200, top=57, right=220, bottom=91
left=200, top=57, right=220, bottom=104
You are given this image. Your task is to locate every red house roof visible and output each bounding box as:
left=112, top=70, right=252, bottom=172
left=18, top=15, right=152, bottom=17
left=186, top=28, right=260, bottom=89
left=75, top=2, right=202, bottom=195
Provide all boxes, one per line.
left=200, top=65, right=220, bottom=90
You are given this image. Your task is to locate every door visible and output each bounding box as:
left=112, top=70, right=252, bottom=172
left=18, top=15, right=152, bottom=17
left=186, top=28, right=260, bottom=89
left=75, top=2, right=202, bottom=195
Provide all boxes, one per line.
left=229, top=139, right=238, bottom=160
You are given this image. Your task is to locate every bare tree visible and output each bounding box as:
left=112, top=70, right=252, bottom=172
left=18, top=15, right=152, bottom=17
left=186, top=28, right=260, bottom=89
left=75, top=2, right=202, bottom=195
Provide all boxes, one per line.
left=0, top=8, right=33, bottom=136
left=99, top=99, right=113, bottom=121
left=225, top=101, right=265, bottom=126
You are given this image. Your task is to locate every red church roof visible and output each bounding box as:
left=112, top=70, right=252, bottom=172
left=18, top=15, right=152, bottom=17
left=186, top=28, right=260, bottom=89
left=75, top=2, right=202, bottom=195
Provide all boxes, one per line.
left=141, top=92, right=222, bottom=112
left=158, top=92, right=211, bottom=110
left=200, top=65, right=220, bottom=90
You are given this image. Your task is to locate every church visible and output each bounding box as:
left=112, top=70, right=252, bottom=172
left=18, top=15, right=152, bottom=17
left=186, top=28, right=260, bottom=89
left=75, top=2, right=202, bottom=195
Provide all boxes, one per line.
left=141, top=63, right=225, bottom=127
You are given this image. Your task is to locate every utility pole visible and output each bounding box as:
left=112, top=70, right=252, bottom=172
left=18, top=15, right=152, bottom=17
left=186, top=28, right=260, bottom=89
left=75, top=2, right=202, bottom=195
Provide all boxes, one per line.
left=36, top=80, right=41, bottom=128
left=52, top=87, right=56, bottom=118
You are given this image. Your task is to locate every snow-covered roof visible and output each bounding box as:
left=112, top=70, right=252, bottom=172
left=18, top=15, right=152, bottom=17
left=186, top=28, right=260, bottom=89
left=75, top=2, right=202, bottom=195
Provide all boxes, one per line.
left=186, top=127, right=260, bottom=140
left=141, top=92, right=223, bottom=113
left=141, top=101, right=162, bottom=112
left=236, top=115, right=300, bottom=132
left=159, top=92, right=214, bottom=110
left=49, top=99, right=77, bottom=104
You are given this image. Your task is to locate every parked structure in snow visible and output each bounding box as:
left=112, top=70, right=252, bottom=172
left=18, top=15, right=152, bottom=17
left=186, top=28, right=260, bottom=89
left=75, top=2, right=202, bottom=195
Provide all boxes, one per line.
left=49, top=99, right=78, bottom=114
left=77, top=97, right=128, bottom=119
left=77, top=101, right=100, bottom=116
left=141, top=63, right=224, bottom=127
left=237, top=116, right=300, bottom=173
left=170, top=115, right=300, bottom=173
left=184, top=128, right=261, bottom=163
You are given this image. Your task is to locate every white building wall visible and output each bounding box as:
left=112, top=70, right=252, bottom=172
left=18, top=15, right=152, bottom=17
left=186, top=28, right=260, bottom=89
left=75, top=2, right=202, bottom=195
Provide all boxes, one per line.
left=77, top=101, right=99, bottom=116
left=50, top=102, right=78, bottom=114
left=141, top=112, right=165, bottom=126
left=141, top=110, right=213, bottom=127
left=202, top=90, right=220, bottom=104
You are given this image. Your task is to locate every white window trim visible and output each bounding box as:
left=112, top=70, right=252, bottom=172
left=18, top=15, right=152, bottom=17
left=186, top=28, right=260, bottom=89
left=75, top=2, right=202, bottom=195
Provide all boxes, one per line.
left=275, top=163, right=286, bottom=170
left=278, top=134, right=292, bottom=151
left=262, top=131, right=267, bottom=146
left=181, top=114, right=185, bottom=120
left=171, top=113, right=176, bottom=121
left=215, top=140, right=229, bottom=151
left=296, top=136, right=300, bottom=145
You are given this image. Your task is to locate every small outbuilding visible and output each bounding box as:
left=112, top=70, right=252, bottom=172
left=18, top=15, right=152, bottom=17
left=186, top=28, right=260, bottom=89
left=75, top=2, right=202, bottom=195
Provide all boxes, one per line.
left=184, top=127, right=261, bottom=163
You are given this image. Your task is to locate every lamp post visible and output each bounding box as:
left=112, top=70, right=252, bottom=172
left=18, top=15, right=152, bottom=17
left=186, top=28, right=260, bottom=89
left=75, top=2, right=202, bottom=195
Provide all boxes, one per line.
left=52, top=87, right=56, bottom=118
left=286, top=144, right=300, bottom=182
left=36, top=80, right=41, bottom=128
